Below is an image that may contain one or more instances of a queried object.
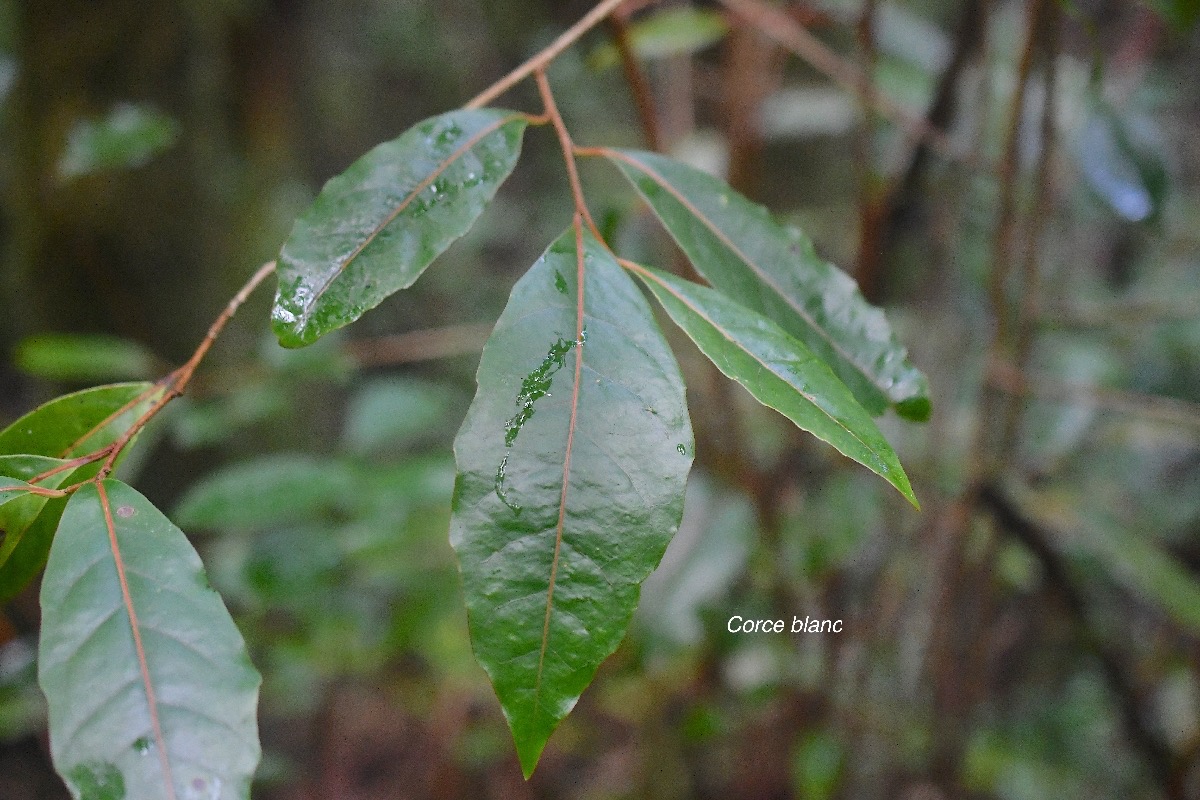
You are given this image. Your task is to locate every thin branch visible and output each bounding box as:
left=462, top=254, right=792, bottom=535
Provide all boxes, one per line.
left=465, top=0, right=633, bottom=110
left=178, top=260, right=278, bottom=388
left=50, top=262, right=277, bottom=493
left=535, top=70, right=603, bottom=240
left=717, top=0, right=970, bottom=166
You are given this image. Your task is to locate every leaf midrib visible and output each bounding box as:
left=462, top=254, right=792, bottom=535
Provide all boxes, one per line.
left=632, top=264, right=885, bottom=471
left=98, top=482, right=178, bottom=800
left=603, top=149, right=883, bottom=400
left=533, top=220, right=588, bottom=715
left=293, top=112, right=528, bottom=331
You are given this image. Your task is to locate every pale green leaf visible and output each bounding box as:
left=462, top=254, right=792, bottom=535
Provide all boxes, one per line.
left=39, top=480, right=261, bottom=800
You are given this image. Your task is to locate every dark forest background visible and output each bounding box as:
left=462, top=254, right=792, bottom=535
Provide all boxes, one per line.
left=2, top=0, right=1200, bottom=797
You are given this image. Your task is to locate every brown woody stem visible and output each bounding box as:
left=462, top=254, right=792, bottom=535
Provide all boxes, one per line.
left=466, top=0, right=634, bottom=110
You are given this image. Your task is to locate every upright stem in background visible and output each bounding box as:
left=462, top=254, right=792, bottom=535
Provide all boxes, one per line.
left=608, top=9, right=664, bottom=152
left=926, top=0, right=1047, bottom=783
left=987, top=0, right=1047, bottom=368
left=719, top=0, right=969, bottom=165
left=1000, top=4, right=1059, bottom=457
left=853, top=0, right=883, bottom=300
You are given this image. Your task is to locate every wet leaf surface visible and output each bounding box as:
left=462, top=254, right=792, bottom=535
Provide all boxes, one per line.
left=273, top=108, right=531, bottom=347
left=450, top=225, right=692, bottom=776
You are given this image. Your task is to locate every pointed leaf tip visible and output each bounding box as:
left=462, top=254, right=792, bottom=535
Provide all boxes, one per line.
left=451, top=226, right=693, bottom=776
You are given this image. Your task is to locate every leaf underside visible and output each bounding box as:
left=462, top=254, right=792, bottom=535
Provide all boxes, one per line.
left=272, top=108, right=531, bottom=348
left=39, top=480, right=261, bottom=800
left=450, top=225, right=693, bottom=777
left=633, top=264, right=916, bottom=506
left=605, top=148, right=931, bottom=421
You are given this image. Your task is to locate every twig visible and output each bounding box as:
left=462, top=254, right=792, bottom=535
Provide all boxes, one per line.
left=717, top=0, right=970, bottom=166
left=46, top=261, right=277, bottom=494
left=535, top=70, right=604, bottom=240
left=93, top=260, right=277, bottom=481
left=1038, top=296, right=1200, bottom=329
left=465, top=0, right=634, bottom=110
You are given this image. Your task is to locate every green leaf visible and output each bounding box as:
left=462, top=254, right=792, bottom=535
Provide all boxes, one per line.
left=342, top=376, right=458, bottom=455
left=0, top=382, right=162, bottom=459
left=57, top=103, right=179, bottom=179
left=39, top=480, right=261, bottom=800
left=450, top=225, right=692, bottom=777
left=601, top=148, right=931, bottom=421
left=587, top=8, right=729, bottom=70
left=0, top=460, right=69, bottom=585
left=15, top=334, right=157, bottom=383
left=0, top=384, right=163, bottom=600
left=272, top=108, right=532, bottom=348
left=631, top=263, right=916, bottom=506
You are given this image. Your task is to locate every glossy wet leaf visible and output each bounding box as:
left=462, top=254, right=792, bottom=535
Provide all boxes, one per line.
left=39, top=480, right=261, bottom=800
left=603, top=148, right=931, bottom=421
left=272, top=108, right=531, bottom=348
left=450, top=226, right=692, bottom=777
left=633, top=264, right=916, bottom=506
